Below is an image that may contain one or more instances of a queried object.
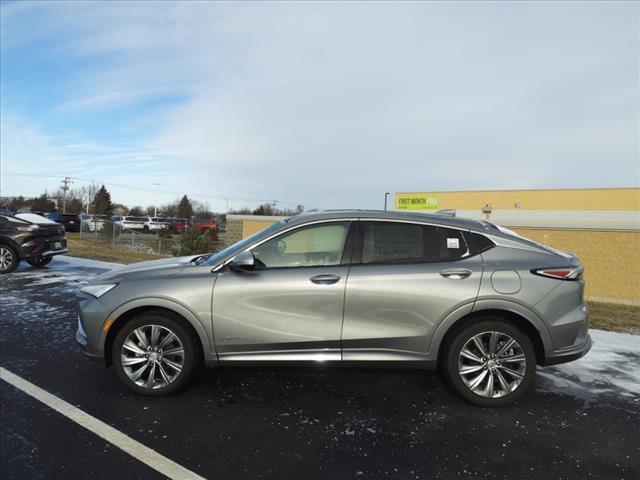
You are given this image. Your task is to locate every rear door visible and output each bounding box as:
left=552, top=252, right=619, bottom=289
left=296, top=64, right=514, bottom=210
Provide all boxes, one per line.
left=342, top=220, right=483, bottom=362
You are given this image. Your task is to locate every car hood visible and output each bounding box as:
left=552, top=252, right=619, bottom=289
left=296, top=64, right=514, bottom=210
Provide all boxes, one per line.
left=91, top=255, right=198, bottom=283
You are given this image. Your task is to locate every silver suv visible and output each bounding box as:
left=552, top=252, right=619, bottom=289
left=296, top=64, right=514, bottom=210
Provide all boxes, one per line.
left=76, top=210, right=591, bottom=407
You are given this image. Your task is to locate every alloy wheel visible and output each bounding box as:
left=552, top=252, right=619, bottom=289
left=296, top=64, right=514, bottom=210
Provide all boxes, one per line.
left=0, top=247, right=14, bottom=272
left=120, top=324, right=185, bottom=389
left=457, top=330, right=527, bottom=399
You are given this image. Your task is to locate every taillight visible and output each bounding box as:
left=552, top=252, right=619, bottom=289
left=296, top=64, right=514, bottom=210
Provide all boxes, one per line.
left=532, top=266, right=583, bottom=280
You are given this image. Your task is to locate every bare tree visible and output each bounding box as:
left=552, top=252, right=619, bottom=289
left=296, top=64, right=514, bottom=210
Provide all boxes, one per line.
left=79, top=182, right=98, bottom=213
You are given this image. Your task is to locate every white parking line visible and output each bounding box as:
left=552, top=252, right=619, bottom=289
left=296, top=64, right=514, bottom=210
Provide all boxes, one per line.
left=0, top=367, right=206, bottom=480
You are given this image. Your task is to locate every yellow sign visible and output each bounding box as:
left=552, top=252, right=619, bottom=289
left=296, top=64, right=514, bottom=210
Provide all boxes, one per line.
left=396, top=193, right=439, bottom=210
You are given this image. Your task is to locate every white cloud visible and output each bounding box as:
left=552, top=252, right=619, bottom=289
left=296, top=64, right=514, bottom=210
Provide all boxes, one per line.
left=1, top=1, right=638, bottom=209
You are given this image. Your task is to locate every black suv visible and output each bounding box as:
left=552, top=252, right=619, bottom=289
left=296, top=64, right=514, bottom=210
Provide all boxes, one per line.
left=0, top=213, right=68, bottom=274
left=45, top=212, right=81, bottom=232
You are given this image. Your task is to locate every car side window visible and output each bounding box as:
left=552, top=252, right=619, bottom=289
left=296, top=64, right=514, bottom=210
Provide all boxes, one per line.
left=360, top=222, right=471, bottom=264
left=436, top=226, right=470, bottom=261
left=252, top=222, right=350, bottom=269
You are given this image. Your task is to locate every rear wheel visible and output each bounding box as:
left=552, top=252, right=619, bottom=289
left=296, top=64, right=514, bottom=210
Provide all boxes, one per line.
left=112, top=313, right=199, bottom=396
left=445, top=319, right=536, bottom=407
left=27, top=256, right=53, bottom=268
left=0, top=245, right=20, bottom=274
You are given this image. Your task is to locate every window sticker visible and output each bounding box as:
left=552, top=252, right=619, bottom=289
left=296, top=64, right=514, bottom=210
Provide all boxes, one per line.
left=446, top=238, right=460, bottom=249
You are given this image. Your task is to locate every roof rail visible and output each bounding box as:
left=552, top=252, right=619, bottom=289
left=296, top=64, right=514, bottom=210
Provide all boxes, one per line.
left=435, top=209, right=456, bottom=217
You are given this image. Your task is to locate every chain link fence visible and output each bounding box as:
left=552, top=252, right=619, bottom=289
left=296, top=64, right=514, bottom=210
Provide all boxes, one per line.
left=79, top=218, right=226, bottom=257
left=80, top=219, right=179, bottom=256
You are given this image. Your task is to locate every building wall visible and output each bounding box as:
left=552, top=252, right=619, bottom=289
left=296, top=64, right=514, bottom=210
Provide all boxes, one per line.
left=396, top=188, right=640, bottom=211
left=512, top=228, right=640, bottom=305
left=225, top=215, right=286, bottom=247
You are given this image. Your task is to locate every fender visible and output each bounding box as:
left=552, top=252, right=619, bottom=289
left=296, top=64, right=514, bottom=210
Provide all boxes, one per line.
left=426, top=302, right=475, bottom=357
left=429, top=298, right=553, bottom=359
left=100, top=296, right=217, bottom=363
left=0, top=238, right=21, bottom=252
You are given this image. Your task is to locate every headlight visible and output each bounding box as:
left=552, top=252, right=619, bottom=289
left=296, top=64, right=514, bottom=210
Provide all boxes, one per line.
left=80, top=284, right=117, bottom=298
left=17, top=225, right=39, bottom=232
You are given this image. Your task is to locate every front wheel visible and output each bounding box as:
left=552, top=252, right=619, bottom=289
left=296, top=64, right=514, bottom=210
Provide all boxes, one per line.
left=445, top=319, right=536, bottom=407
left=112, top=313, right=198, bottom=396
left=27, top=256, right=53, bottom=268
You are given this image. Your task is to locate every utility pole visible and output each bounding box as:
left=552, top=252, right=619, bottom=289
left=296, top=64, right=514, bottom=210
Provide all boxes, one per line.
left=153, top=183, right=161, bottom=217
left=384, top=192, right=391, bottom=211
left=61, top=176, right=73, bottom=213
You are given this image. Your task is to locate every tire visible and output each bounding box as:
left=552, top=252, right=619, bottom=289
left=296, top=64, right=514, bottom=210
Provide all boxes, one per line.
left=0, top=245, right=20, bottom=274
left=27, top=256, right=53, bottom=268
left=112, top=313, right=199, bottom=396
left=444, top=319, right=536, bottom=407
left=143, top=226, right=150, bottom=234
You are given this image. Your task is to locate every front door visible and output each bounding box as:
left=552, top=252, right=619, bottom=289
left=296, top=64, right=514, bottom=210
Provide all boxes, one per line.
left=212, top=221, right=353, bottom=362
left=342, top=221, right=483, bottom=362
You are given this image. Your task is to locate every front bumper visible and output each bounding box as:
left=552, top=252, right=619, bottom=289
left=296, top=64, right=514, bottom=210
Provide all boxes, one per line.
left=76, top=292, right=111, bottom=364
left=76, top=314, right=103, bottom=362
left=543, top=333, right=592, bottom=366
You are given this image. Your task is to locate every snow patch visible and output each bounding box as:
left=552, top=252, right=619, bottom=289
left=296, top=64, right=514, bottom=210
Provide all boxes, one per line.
left=539, top=329, right=640, bottom=398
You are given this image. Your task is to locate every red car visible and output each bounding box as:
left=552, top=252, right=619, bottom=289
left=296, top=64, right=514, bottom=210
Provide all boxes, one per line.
left=168, top=218, right=189, bottom=233
left=190, top=219, right=217, bottom=233
left=171, top=218, right=216, bottom=233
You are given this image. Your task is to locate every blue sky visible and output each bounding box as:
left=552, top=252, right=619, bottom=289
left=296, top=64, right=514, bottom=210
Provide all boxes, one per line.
left=1, top=1, right=638, bottom=211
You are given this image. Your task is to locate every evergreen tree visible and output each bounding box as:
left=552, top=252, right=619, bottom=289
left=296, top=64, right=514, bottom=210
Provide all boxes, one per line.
left=176, top=195, right=194, bottom=218
left=32, top=192, right=56, bottom=212
left=93, top=185, right=113, bottom=217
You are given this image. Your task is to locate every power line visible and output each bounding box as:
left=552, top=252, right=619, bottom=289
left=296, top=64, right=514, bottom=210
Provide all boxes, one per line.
left=2, top=171, right=298, bottom=207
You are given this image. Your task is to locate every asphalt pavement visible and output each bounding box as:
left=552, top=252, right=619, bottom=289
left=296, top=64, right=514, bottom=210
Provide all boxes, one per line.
left=1, top=256, right=639, bottom=480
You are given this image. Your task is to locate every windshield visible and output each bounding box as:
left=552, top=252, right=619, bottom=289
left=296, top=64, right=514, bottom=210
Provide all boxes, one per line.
left=202, top=220, right=285, bottom=266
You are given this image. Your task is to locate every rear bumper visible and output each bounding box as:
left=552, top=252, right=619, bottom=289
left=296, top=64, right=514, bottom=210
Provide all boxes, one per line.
left=20, top=238, right=67, bottom=259
left=543, top=333, right=592, bottom=366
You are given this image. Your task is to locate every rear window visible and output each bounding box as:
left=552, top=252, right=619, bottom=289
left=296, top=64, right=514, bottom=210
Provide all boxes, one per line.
left=470, top=232, right=495, bottom=253
left=360, top=222, right=471, bottom=264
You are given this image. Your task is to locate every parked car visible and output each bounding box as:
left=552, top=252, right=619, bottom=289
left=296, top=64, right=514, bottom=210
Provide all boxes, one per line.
left=167, top=218, right=189, bottom=233
left=190, top=219, right=217, bottom=233
left=80, top=214, right=106, bottom=233
left=143, top=217, right=169, bottom=234
left=113, top=216, right=147, bottom=231
left=76, top=210, right=591, bottom=406
left=0, top=213, right=67, bottom=273
left=45, top=212, right=81, bottom=232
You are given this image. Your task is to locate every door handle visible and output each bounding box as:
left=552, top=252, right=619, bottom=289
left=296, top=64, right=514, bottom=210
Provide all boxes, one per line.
left=310, top=274, right=341, bottom=285
left=440, top=268, right=472, bottom=280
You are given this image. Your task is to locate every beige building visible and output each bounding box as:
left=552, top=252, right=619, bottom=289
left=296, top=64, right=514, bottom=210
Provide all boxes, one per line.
left=225, top=188, right=640, bottom=305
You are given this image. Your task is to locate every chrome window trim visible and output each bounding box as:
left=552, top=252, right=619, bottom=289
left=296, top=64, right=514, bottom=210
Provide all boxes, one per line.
left=212, top=217, right=473, bottom=272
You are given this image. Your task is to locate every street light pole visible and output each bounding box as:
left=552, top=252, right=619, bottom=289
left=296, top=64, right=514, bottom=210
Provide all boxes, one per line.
left=384, top=192, right=391, bottom=211
left=153, top=183, right=161, bottom=217
left=218, top=195, right=230, bottom=213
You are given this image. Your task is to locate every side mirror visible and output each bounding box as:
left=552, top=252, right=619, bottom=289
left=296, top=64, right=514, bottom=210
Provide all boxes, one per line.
left=228, top=250, right=255, bottom=272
